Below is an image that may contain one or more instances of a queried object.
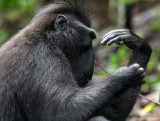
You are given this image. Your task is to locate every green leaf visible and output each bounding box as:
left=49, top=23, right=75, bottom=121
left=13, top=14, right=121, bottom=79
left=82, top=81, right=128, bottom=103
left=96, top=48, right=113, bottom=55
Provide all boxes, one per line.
left=96, top=71, right=107, bottom=77
left=136, top=102, right=156, bottom=116
left=120, top=0, right=137, bottom=4
left=149, top=20, right=159, bottom=31
left=5, top=10, right=21, bottom=21
left=156, top=6, right=160, bottom=12
left=0, top=29, right=9, bottom=43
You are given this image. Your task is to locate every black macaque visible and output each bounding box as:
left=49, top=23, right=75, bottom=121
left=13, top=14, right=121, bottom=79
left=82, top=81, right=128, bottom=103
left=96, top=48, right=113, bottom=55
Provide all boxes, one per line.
left=0, top=0, right=151, bottom=121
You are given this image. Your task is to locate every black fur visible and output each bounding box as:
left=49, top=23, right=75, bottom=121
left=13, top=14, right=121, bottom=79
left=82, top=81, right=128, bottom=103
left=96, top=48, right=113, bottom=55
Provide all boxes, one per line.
left=32, top=0, right=91, bottom=27
left=0, top=1, right=151, bottom=121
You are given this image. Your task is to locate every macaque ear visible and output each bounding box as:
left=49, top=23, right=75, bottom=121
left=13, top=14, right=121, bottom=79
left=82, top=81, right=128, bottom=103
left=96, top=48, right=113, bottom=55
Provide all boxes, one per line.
left=54, top=14, right=68, bottom=31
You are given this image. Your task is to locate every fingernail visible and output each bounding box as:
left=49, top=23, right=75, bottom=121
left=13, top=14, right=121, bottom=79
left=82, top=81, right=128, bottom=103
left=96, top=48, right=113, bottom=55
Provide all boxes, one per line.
left=101, top=41, right=105, bottom=45
left=139, top=68, right=144, bottom=71
left=107, top=42, right=111, bottom=45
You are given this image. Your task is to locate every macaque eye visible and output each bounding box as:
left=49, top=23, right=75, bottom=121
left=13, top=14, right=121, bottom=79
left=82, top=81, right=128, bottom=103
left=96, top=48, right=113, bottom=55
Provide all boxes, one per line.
left=54, top=15, right=68, bottom=31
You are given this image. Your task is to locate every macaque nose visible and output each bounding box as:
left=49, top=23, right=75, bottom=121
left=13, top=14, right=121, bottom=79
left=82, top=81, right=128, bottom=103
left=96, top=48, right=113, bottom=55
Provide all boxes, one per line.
left=88, top=28, right=97, bottom=40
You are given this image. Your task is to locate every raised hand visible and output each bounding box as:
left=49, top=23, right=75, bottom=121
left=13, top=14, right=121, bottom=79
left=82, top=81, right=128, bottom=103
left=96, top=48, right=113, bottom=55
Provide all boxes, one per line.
left=101, top=29, right=144, bottom=49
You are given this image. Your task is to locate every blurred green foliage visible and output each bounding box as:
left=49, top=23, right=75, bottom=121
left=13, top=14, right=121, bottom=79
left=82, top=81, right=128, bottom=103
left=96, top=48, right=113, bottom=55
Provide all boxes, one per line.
left=149, top=17, right=160, bottom=31
left=0, top=0, right=40, bottom=44
left=120, top=0, right=138, bottom=4
left=107, top=45, right=129, bottom=73
left=0, top=29, right=9, bottom=43
left=0, top=0, right=38, bottom=11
